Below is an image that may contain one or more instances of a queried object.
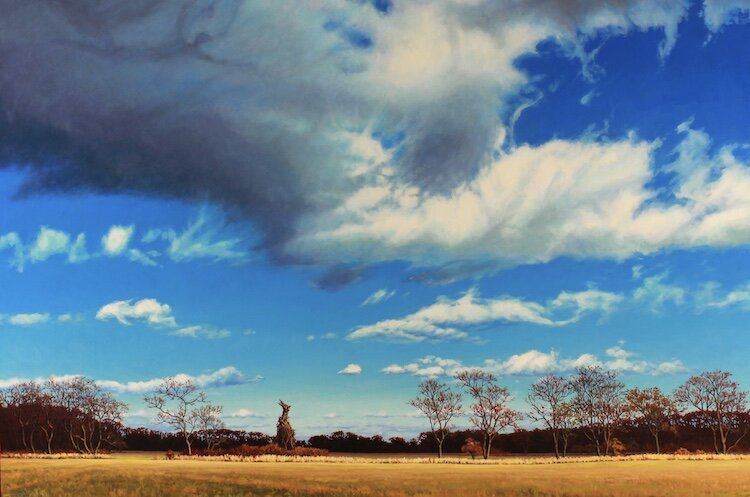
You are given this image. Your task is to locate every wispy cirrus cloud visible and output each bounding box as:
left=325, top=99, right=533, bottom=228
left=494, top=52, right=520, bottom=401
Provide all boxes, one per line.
left=142, top=208, right=249, bottom=264
left=362, top=288, right=397, bottom=306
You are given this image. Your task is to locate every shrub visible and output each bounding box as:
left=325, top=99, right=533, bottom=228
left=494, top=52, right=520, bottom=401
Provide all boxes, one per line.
left=165, top=450, right=175, bottom=460
left=192, top=444, right=328, bottom=458
left=609, top=438, right=627, bottom=456
left=674, top=447, right=691, bottom=456
left=461, top=438, right=483, bottom=460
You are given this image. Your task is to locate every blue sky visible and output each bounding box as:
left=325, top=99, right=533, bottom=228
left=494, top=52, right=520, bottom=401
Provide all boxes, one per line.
left=2, top=0, right=750, bottom=437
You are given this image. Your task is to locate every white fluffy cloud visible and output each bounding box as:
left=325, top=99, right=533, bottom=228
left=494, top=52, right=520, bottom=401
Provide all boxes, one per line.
left=102, top=225, right=134, bottom=255
left=703, top=0, right=750, bottom=32
left=338, top=363, right=363, bottom=375
left=289, top=122, right=750, bottom=280
left=349, top=287, right=622, bottom=342
left=96, top=298, right=237, bottom=340
left=226, top=408, right=267, bottom=419
left=382, top=344, right=685, bottom=378
left=96, top=298, right=177, bottom=328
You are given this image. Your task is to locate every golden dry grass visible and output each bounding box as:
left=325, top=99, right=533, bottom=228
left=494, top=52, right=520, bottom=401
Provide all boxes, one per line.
left=3, top=452, right=750, bottom=496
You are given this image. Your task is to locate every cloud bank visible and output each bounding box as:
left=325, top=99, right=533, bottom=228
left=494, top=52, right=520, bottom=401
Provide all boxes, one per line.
left=1, top=1, right=744, bottom=282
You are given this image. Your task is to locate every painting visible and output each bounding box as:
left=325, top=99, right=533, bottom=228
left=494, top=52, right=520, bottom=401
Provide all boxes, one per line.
left=2, top=1, right=750, bottom=495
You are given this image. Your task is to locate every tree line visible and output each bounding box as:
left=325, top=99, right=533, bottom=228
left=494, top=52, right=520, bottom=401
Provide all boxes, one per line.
left=1, top=367, right=748, bottom=457
left=410, top=367, right=749, bottom=458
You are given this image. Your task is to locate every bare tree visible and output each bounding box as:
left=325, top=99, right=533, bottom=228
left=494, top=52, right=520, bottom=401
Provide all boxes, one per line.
left=570, top=367, right=627, bottom=456
left=195, top=404, right=225, bottom=451
left=410, top=379, right=463, bottom=458
left=674, top=370, right=748, bottom=454
left=456, top=370, right=521, bottom=459
left=7, top=382, right=44, bottom=452
left=527, top=374, right=573, bottom=458
left=144, top=377, right=220, bottom=455
left=47, top=376, right=126, bottom=454
left=626, top=387, right=676, bottom=454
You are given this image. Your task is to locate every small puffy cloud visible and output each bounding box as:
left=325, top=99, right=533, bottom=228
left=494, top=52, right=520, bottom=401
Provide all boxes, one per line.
left=362, top=288, right=397, bottom=306
left=28, top=227, right=70, bottom=263
left=96, top=298, right=177, bottom=328
left=349, top=287, right=622, bottom=342
left=7, top=313, right=51, bottom=326
left=323, top=412, right=339, bottom=419
left=57, top=313, right=83, bottom=323
left=338, top=363, right=362, bottom=375
left=227, top=409, right=266, bottom=419
left=102, top=225, right=134, bottom=256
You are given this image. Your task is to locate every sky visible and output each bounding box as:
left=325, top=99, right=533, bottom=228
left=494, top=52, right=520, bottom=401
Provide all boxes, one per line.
left=2, top=0, right=750, bottom=438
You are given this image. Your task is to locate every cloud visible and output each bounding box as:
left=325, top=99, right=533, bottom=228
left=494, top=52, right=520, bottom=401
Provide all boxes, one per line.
left=226, top=408, right=267, bottom=419
left=0, top=0, right=698, bottom=278
left=697, top=281, right=750, bottom=310
left=349, top=287, right=622, bottom=342
left=382, top=344, right=685, bottom=378
left=0, top=233, right=24, bottom=270
left=632, top=273, right=686, bottom=312
left=172, top=325, right=231, bottom=340
left=96, top=298, right=177, bottom=327
left=102, top=225, right=134, bottom=256
left=703, top=0, right=750, bottom=33
left=362, top=288, right=397, bottom=306
left=96, top=367, right=262, bottom=394
left=143, top=208, right=248, bottom=264
left=6, top=313, right=51, bottom=326
left=323, top=412, right=339, bottom=419
left=0, top=367, right=262, bottom=393
left=96, top=297, right=233, bottom=339
left=338, top=364, right=363, bottom=375
left=28, top=227, right=70, bottom=263
left=127, top=248, right=159, bottom=266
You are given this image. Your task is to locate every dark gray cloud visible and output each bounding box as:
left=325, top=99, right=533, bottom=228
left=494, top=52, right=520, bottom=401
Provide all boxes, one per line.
left=0, top=0, right=693, bottom=278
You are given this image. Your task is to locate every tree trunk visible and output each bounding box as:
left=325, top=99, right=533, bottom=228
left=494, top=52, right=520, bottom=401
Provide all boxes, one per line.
left=184, top=431, right=193, bottom=455
left=552, top=430, right=560, bottom=459
left=653, top=430, right=660, bottom=454
left=437, top=439, right=443, bottom=459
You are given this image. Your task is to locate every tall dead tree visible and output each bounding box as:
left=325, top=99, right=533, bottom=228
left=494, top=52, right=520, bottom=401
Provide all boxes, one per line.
left=144, top=377, right=221, bottom=455
left=674, top=370, right=748, bottom=454
left=527, top=374, right=574, bottom=458
left=276, top=400, right=296, bottom=450
left=410, top=378, right=462, bottom=458
left=456, top=370, right=521, bottom=459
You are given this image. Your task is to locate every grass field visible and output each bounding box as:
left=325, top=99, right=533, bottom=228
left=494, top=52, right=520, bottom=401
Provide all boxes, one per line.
left=4, top=452, right=750, bottom=497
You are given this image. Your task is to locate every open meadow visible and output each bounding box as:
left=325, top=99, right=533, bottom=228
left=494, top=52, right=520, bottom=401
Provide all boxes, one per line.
left=4, top=453, right=750, bottom=497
